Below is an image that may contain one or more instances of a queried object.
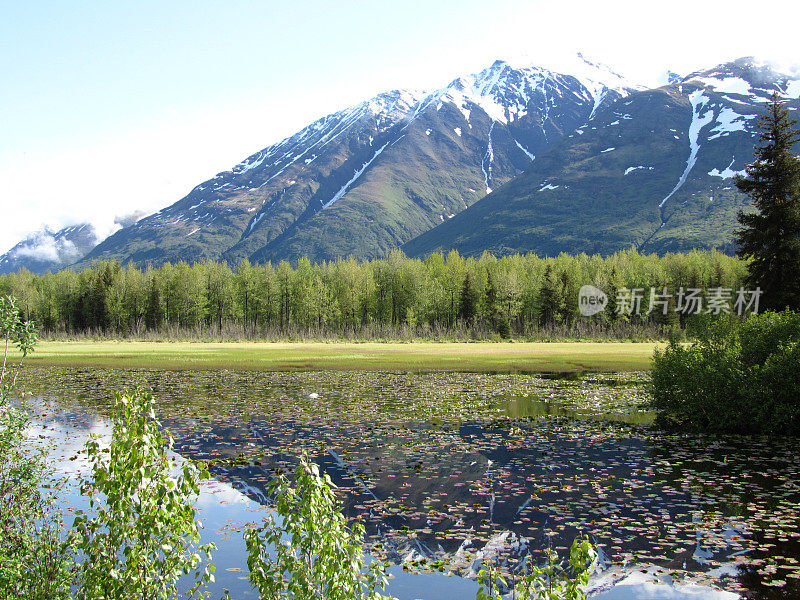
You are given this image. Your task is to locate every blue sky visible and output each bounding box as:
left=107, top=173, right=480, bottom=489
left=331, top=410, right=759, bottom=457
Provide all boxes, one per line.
left=2, top=0, right=799, bottom=252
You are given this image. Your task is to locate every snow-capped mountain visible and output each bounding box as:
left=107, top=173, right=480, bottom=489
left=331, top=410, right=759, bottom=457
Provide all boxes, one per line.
left=404, top=57, right=800, bottom=258
left=79, top=55, right=638, bottom=267
left=0, top=224, right=100, bottom=275
left=9, top=55, right=790, bottom=271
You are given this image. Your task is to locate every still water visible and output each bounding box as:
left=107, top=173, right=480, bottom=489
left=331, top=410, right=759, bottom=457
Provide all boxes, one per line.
left=17, top=367, right=800, bottom=599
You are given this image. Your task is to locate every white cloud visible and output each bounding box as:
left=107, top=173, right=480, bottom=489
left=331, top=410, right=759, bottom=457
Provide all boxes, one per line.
left=10, top=230, right=87, bottom=265
left=13, top=236, right=64, bottom=263
left=491, top=0, right=800, bottom=86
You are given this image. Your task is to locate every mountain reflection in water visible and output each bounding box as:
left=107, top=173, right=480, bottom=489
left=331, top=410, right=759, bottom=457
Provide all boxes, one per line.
left=17, top=367, right=800, bottom=599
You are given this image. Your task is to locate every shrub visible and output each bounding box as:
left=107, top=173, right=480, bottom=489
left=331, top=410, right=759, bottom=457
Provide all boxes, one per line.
left=72, top=389, right=216, bottom=600
left=650, top=311, right=800, bottom=434
left=244, top=451, right=391, bottom=600
left=476, top=535, right=596, bottom=600
left=0, top=296, right=72, bottom=598
left=0, top=296, right=38, bottom=398
left=0, top=395, right=73, bottom=599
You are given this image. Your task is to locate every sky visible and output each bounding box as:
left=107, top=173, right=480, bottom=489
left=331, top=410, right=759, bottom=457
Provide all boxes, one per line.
left=2, top=0, right=799, bottom=253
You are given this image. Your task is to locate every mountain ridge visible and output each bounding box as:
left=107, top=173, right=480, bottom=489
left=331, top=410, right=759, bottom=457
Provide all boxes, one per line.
left=5, top=55, right=799, bottom=274
left=403, top=57, right=800, bottom=259
left=74, top=55, right=635, bottom=267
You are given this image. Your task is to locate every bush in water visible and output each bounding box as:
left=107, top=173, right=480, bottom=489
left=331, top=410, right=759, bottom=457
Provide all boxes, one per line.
left=651, top=310, right=800, bottom=434
left=476, top=535, right=596, bottom=600
left=72, top=389, right=216, bottom=600
left=0, top=295, right=72, bottom=599
left=244, top=451, right=392, bottom=600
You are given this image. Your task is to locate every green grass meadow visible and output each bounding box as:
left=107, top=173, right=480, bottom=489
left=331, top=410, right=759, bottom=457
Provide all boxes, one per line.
left=15, top=341, right=660, bottom=372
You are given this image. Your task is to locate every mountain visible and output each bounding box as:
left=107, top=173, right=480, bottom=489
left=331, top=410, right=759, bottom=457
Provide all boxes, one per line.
left=403, top=57, right=800, bottom=258
left=0, top=223, right=101, bottom=275
left=78, top=56, right=640, bottom=267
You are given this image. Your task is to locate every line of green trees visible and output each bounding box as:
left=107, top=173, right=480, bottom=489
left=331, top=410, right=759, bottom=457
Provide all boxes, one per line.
left=0, top=250, right=749, bottom=339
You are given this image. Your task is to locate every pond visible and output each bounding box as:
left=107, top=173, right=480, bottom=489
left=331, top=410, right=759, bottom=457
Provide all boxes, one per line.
left=16, top=367, right=800, bottom=599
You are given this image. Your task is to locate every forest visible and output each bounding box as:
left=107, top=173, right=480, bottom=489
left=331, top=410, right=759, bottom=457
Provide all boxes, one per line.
left=0, top=250, right=750, bottom=340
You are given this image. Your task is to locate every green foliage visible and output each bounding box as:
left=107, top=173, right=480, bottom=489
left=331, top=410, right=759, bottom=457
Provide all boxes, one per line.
left=0, top=251, right=751, bottom=341
left=244, top=451, right=392, bottom=600
left=458, top=270, right=480, bottom=325
left=0, top=296, right=72, bottom=598
left=72, top=389, right=215, bottom=599
left=651, top=311, right=800, bottom=434
left=475, top=563, right=507, bottom=600
left=0, top=296, right=38, bottom=398
left=0, top=415, right=72, bottom=599
left=476, top=536, right=595, bottom=600
left=735, top=93, right=800, bottom=311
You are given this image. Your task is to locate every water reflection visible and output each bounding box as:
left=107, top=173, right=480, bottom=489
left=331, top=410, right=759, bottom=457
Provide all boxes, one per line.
left=503, top=396, right=655, bottom=425
left=16, top=367, right=800, bottom=599
left=26, top=401, right=267, bottom=598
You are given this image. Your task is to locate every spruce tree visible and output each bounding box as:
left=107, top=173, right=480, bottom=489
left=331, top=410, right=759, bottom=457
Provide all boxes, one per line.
left=458, top=271, right=479, bottom=325
left=537, top=265, right=563, bottom=326
left=144, top=274, right=163, bottom=331
left=735, top=93, right=800, bottom=311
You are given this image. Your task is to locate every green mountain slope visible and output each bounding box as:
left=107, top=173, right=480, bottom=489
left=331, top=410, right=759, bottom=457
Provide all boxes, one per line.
left=404, top=58, right=799, bottom=258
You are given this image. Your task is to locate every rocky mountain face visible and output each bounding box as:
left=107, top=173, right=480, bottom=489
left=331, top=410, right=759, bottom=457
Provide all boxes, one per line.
left=77, top=56, right=639, bottom=267
left=11, top=56, right=797, bottom=273
left=0, top=223, right=100, bottom=275
left=403, top=58, right=800, bottom=258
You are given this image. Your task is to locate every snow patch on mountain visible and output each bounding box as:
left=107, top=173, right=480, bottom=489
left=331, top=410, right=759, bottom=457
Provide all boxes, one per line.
left=659, top=90, right=715, bottom=208
left=588, top=90, right=607, bottom=121
left=515, top=53, right=643, bottom=105
left=235, top=151, right=269, bottom=174
left=323, top=141, right=391, bottom=208
left=438, top=73, right=525, bottom=125
left=514, top=140, right=535, bottom=161
left=427, top=55, right=639, bottom=129
left=247, top=211, right=267, bottom=233
left=481, top=123, right=495, bottom=194
left=624, top=166, right=654, bottom=175
left=242, top=91, right=424, bottom=192
left=364, top=89, right=426, bottom=119
left=708, top=108, right=756, bottom=140
left=567, top=53, right=643, bottom=96
left=720, top=94, right=750, bottom=105
left=693, top=76, right=752, bottom=95
left=708, top=158, right=745, bottom=179
left=784, top=79, right=800, bottom=99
